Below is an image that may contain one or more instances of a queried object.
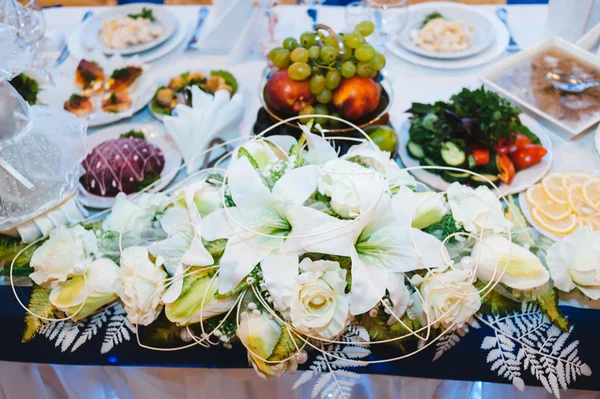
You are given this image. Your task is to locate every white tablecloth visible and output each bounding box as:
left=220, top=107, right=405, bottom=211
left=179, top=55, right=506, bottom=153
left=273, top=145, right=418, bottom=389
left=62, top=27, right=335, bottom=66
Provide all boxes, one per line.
left=5, top=4, right=599, bottom=399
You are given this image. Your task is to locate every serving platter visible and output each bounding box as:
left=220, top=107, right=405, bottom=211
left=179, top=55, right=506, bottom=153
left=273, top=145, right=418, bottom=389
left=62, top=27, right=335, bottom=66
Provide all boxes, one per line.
left=78, top=123, right=182, bottom=209
left=80, top=4, right=178, bottom=56
left=397, top=4, right=495, bottom=60
left=397, top=113, right=553, bottom=196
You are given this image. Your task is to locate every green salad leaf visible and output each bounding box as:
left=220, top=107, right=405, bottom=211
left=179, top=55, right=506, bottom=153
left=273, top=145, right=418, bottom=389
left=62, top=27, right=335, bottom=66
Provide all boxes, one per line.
left=421, top=11, right=444, bottom=27
left=128, top=7, right=155, bottom=21
left=120, top=130, right=146, bottom=140
left=9, top=73, right=39, bottom=105
left=210, top=70, right=238, bottom=94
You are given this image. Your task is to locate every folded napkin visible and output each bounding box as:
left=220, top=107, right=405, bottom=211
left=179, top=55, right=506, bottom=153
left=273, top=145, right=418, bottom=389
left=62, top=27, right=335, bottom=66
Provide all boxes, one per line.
left=163, top=87, right=244, bottom=175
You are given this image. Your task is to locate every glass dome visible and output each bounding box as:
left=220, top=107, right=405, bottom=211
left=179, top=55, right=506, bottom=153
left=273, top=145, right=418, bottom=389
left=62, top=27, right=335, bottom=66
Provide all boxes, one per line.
left=0, top=23, right=87, bottom=232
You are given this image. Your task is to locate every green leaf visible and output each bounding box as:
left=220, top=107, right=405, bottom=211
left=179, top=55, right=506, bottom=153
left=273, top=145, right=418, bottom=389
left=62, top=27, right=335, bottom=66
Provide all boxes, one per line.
left=357, top=309, right=422, bottom=352
left=268, top=325, right=303, bottom=361
left=120, top=130, right=146, bottom=140
left=537, top=288, right=569, bottom=332
left=0, top=235, right=41, bottom=272
left=141, top=312, right=181, bottom=347
left=474, top=280, right=521, bottom=316
left=22, top=285, right=55, bottom=343
left=423, top=213, right=464, bottom=244
left=421, top=11, right=444, bottom=27
left=210, top=70, right=238, bottom=95
left=8, top=73, right=39, bottom=105
left=237, top=147, right=260, bottom=170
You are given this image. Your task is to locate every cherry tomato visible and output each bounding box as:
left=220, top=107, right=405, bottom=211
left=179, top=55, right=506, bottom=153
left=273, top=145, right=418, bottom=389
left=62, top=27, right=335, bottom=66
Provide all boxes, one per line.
left=472, top=148, right=490, bottom=165
left=496, top=138, right=514, bottom=155
left=511, top=144, right=548, bottom=170
left=513, top=133, right=532, bottom=149
left=497, top=155, right=516, bottom=184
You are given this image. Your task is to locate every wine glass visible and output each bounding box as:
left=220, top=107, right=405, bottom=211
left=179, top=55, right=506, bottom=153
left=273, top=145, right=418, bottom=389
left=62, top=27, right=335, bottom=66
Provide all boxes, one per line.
left=14, top=0, right=49, bottom=81
left=345, top=1, right=373, bottom=31
left=366, top=0, right=408, bottom=46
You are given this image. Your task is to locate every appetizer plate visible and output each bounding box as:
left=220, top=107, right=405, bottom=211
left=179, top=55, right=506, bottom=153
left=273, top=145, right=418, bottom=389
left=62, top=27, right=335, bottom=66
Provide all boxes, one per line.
left=398, top=5, right=495, bottom=60
left=386, top=2, right=508, bottom=70
left=518, top=191, right=561, bottom=242
left=78, top=123, right=182, bottom=209
left=397, top=113, right=553, bottom=196
left=480, top=36, right=600, bottom=138
left=148, top=58, right=243, bottom=122
left=68, top=14, right=190, bottom=64
left=38, top=60, right=155, bottom=128
left=80, top=4, right=177, bottom=56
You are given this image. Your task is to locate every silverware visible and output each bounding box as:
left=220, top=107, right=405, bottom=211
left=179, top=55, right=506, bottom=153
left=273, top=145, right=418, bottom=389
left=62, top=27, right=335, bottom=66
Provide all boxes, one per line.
left=187, top=7, right=209, bottom=50
left=496, top=8, right=520, bottom=52
left=546, top=72, right=600, bottom=93
left=53, top=10, right=93, bottom=68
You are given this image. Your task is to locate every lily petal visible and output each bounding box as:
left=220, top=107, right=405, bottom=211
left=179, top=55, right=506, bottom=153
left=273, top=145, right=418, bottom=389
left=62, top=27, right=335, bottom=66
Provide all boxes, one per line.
left=411, top=228, right=449, bottom=270
left=228, top=157, right=275, bottom=209
left=162, top=263, right=185, bottom=304
left=181, top=233, right=214, bottom=267
left=350, top=249, right=388, bottom=315
left=160, top=206, right=191, bottom=236
left=301, top=126, right=338, bottom=165
left=265, top=135, right=297, bottom=154
left=261, top=253, right=299, bottom=311
left=272, top=165, right=319, bottom=205
left=200, top=207, right=242, bottom=241
left=387, top=273, right=411, bottom=325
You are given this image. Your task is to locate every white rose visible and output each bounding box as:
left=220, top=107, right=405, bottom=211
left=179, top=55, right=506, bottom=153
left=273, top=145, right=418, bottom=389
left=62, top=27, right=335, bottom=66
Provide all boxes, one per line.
left=447, top=182, right=512, bottom=234
left=49, top=258, right=121, bottom=321
left=318, top=159, right=373, bottom=218
left=347, top=143, right=416, bottom=189
left=546, top=229, right=600, bottom=299
left=119, top=246, right=167, bottom=326
left=288, top=258, right=349, bottom=339
left=419, top=269, right=481, bottom=329
left=30, top=225, right=98, bottom=286
left=103, top=192, right=170, bottom=238
left=238, top=310, right=300, bottom=379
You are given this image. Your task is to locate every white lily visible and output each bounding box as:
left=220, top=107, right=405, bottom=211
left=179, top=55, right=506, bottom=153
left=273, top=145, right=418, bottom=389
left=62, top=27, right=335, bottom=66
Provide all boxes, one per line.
left=471, top=234, right=550, bottom=290
left=300, top=185, right=449, bottom=315
left=447, top=183, right=512, bottom=234
left=298, top=124, right=338, bottom=165
left=149, top=181, right=216, bottom=303
left=201, top=156, right=335, bottom=299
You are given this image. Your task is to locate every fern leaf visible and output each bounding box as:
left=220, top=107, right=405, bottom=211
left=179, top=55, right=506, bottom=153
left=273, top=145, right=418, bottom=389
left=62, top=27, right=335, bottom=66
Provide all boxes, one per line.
left=101, top=304, right=135, bottom=354
left=293, top=371, right=315, bottom=390
left=312, top=373, right=333, bottom=399
left=22, top=285, right=56, bottom=342
left=71, top=308, right=109, bottom=352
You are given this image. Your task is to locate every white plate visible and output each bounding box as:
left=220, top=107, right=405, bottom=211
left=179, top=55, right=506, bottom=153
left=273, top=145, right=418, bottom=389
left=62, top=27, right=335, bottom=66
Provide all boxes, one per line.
left=38, top=59, right=155, bottom=128
left=518, top=190, right=561, bottom=241
left=68, top=13, right=190, bottom=64
left=386, top=2, right=509, bottom=70
left=78, top=123, right=182, bottom=209
left=148, top=57, right=244, bottom=121
left=398, top=5, right=494, bottom=60
left=596, top=124, right=600, bottom=157
left=397, top=113, right=553, bottom=196
left=81, top=4, right=177, bottom=56
left=481, top=36, right=600, bottom=138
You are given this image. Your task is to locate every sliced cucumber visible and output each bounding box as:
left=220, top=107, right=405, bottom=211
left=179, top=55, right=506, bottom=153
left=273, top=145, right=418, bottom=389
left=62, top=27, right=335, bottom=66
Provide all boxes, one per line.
left=441, top=142, right=466, bottom=166
left=467, top=154, right=476, bottom=169
left=423, top=157, right=438, bottom=167
left=443, top=170, right=470, bottom=183
left=407, top=141, right=425, bottom=159
left=470, top=174, right=499, bottom=183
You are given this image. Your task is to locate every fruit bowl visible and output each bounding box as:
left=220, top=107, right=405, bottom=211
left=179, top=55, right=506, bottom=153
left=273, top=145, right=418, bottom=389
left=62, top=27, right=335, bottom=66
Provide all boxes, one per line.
left=258, top=69, right=393, bottom=134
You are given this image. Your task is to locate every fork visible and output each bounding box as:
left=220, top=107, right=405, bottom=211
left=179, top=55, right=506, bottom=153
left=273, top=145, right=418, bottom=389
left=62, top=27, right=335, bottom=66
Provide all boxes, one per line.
left=496, top=8, right=521, bottom=52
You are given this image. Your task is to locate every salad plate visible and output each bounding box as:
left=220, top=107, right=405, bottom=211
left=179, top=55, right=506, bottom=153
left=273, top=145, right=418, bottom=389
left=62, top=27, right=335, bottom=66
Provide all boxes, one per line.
left=398, top=105, right=553, bottom=197
left=80, top=4, right=177, bottom=56
left=398, top=5, right=495, bottom=60
left=78, top=123, right=182, bottom=209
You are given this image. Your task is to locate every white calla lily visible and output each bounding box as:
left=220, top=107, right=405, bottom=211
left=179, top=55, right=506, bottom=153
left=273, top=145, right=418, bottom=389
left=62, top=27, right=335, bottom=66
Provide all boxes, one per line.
left=471, top=234, right=550, bottom=290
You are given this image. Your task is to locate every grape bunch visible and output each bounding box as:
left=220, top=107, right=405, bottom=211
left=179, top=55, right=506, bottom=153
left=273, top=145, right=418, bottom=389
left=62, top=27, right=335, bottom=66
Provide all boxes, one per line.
left=267, top=21, right=386, bottom=125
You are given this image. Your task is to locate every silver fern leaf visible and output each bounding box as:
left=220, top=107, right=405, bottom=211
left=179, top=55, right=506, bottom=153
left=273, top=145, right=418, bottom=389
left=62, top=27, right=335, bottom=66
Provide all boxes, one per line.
left=432, top=317, right=481, bottom=361
left=478, top=303, right=591, bottom=398
left=41, top=320, right=81, bottom=353
left=71, top=307, right=111, bottom=352
left=101, top=304, right=135, bottom=354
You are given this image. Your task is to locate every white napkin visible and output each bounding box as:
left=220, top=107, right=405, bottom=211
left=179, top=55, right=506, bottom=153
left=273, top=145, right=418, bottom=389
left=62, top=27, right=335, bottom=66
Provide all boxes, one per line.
left=195, top=0, right=257, bottom=54
left=164, top=87, right=244, bottom=175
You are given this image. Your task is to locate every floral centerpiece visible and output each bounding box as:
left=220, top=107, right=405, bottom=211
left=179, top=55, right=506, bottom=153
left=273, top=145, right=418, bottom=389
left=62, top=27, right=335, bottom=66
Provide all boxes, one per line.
left=3, top=120, right=593, bottom=398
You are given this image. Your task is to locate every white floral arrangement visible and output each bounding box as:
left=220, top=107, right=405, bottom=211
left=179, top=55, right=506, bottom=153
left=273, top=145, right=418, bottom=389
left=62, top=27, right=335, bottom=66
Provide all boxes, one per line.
left=4, top=122, right=593, bottom=398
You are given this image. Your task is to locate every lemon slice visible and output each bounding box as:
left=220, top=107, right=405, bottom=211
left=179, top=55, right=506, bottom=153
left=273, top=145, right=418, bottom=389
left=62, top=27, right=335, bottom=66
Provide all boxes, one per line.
left=583, top=179, right=600, bottom=207
left=562, top=172, right=592, bottom=190
left=526, top=185, right=572, bottom=220
left=531, top=208, right=577, bottom=236
left=542, top=173, right=568, bottom=204
left=568, top=185, right=596, bottom=215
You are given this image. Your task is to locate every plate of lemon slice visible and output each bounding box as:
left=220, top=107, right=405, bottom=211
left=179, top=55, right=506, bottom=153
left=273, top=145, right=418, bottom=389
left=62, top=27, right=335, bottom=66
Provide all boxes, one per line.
left=519, top=172, right=600, bottom=240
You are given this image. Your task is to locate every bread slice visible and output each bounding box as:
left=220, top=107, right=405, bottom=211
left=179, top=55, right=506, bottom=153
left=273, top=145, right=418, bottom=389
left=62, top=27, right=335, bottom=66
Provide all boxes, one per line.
left=101, top=92, right=132, bottom=113
left=105, top=66, right=143, bottom=92
left=64, top=94, right=94, bottom=117
left=75, top=59, right=105, bottom=95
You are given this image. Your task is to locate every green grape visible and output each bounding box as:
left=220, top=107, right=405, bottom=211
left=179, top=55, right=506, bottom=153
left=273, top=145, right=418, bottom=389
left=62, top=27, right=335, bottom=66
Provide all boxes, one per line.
left=356, top=62, right=372, bottom=78
left=299, top=105, right=316, bottom=124
left=370, top=69, right=378, bottom=79
left=340, top=61, right=356, bottom=78
left=323, top=35, right=339, bottom=50
left=290, top=47, right=310, bottom=63
left=344, top=31, right=363, bottom=49
left=355, top=21, right=375, bottom=37
left=288, top=62, right=312, bottom=81
left=329, top=112, right=341, bottom=126
left=369, top=52, right=387, bottom=70
left=316, top=89, right=333, bottom=104
left=355, top=45, right=375, bottom=62
left=319, top=46, right=338, bottom=63
left=283, top=37, right=299, bottom=51
left=314, top=104, right=329, bottom=125
left=272, top=49, right=291, bottom=69
left=318, top=32, right=327, bottom=43
left=341, top=48, right=353, bottom=61
left=309, top=45, right=321, bottom=60
left=325, top=70, right=341, bottom=90
left=300, top=32, right=317, bottom=48
left=269, top=47, right=283, bottom=62
left=309, top=74, right=326, bottom=94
